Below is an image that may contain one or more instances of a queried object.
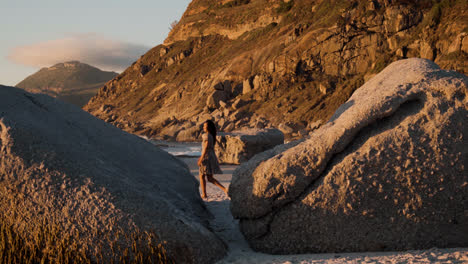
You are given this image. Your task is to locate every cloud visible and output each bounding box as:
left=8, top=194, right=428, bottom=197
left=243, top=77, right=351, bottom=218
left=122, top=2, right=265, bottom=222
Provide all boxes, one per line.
left=8, top=33, right=151, bottom=72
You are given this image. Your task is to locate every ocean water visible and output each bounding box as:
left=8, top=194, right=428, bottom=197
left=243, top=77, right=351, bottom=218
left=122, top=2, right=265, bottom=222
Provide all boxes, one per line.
left=150, top=140, right=202, bottom=157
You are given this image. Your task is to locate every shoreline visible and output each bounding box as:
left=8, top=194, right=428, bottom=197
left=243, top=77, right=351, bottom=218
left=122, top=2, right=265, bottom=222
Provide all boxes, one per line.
left=179, top=156, right=468, bottom=264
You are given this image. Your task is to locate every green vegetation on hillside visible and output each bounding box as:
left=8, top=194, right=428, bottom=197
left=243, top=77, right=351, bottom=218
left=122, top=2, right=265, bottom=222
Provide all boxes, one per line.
left=276, top=0, right=293, bottom=13
left=220, top=0, right=250, bottom=8
left=420, top=0, right=466, bottom=28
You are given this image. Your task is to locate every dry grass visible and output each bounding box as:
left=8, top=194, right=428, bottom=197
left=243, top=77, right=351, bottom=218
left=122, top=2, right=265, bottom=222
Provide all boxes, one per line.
left=0, top=219, right=173, bottom=264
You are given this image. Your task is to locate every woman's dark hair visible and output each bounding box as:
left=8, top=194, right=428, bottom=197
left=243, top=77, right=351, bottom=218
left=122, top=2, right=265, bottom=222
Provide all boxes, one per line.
left=205, top=120, right=217, bottom=142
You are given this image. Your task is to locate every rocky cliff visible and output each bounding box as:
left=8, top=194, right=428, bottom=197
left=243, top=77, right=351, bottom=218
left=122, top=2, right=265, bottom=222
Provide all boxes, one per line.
left=17, top=61, right=117, bottom=107
left=84, top=0, right=468, bottom=141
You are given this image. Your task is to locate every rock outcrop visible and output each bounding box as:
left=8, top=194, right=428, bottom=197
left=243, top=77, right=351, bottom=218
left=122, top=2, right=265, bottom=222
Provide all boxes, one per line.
left=0, top=86, right=226, bottom=263
left=216, top=128, right=284, bottom=164
left=229, top=58, right=468, bottom=253
left=84, top=0, right=468, bottom=141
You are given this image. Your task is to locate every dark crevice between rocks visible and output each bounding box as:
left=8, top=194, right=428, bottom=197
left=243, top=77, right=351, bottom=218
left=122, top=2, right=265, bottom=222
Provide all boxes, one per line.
left=245, top=97, right=426, bottom=240
left=24, top=94, right=49, bottom=112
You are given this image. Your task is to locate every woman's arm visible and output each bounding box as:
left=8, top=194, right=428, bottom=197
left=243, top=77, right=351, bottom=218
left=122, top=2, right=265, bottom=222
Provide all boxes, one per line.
left=198, top=140, right=208, bottom=166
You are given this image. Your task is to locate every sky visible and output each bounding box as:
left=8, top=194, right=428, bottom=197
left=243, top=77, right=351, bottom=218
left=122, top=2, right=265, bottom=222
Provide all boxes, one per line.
left=0, top=0, right=191, bottom=86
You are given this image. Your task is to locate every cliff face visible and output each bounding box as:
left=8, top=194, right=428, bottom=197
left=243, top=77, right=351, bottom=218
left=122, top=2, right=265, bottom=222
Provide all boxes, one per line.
left=84, top=0, right=468, bottom=141
left=17, top=61, right=117, bottom=107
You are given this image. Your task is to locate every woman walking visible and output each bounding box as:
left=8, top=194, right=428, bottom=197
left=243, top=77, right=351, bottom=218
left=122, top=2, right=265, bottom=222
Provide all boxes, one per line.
left=197, top=120, right=227, bottom=199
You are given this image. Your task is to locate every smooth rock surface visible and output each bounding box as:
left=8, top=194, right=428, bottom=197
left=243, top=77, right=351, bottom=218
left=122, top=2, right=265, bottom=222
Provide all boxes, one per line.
left=0, top=85, right=226, bottom=263
left=216, top=128, right=284, bottom=164
left=229, top=58, right=468, bottom=254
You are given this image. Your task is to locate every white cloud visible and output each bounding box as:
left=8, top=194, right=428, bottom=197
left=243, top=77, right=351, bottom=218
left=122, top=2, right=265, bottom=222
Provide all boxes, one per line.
left=8, top=33, right=151, bottom=72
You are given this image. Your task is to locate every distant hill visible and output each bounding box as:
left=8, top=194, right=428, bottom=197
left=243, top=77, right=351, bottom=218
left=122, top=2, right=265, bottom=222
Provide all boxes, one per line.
left=16, top=61, right=118, bottom=107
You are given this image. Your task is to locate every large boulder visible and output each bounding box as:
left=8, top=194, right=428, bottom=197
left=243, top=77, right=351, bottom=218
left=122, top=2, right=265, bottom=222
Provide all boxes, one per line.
left=0, top=85, right=226, bottom=263
left=176, top=125, right=201, bottom=141
left=216, top=128, right=284, bottom=164
left=229, top=58, right=468, bottom=254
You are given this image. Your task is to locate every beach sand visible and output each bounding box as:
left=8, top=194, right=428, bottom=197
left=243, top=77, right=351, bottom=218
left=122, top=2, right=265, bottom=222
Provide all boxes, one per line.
left=180, top=157, right=468, bottom=264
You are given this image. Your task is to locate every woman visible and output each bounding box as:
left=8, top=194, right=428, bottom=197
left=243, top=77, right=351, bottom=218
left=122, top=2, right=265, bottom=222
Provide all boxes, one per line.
left=197, top=120, right=227, bottom=199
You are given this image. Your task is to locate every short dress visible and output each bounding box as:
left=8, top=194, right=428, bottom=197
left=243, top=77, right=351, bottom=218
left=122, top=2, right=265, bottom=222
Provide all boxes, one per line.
left=199, top=133, right=223, bottom=175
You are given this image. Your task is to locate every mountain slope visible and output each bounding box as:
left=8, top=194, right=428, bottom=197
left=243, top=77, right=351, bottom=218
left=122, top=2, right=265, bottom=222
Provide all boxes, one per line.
left=17, top=61, right=118, bottom=107
left=84, top=0, right=468, bottom=141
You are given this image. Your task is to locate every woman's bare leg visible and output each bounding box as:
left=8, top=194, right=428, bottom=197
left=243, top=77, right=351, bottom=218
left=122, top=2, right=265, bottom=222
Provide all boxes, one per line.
left=206, top=174, right=228, bottom=194
left=200, top=173, right=207, bottom=198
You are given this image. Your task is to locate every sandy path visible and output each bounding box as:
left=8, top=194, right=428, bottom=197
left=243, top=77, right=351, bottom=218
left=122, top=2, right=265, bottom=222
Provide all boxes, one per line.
left=180, top=157, right=468, bottom=264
